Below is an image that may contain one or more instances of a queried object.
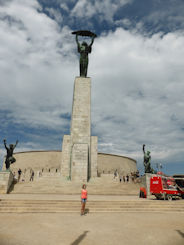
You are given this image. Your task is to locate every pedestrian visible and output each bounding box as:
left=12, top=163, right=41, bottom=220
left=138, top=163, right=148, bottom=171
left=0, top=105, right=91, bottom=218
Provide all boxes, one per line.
left=18, top=168, right=22, bottom=182
left=123, top=176, right=126, bottom=182
left=136, top=170, right=140, bottom=178
left=13, top=172, right=17, bottom=183
left=114, top=169, right=117, bottom=179
left=30, top=170, right=34, bottom=181
left=81, top=184, right=87, bottom=216
left=131, top=172, right=134, bottom=183
left=119, top=176, right=122, bottom=183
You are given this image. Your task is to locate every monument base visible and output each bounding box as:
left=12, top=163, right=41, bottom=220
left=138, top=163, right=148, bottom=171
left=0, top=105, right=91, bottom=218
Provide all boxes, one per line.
left=61, top=135, right=98, bottom=181
left=142, top=173, right=157, bottom=196
left=0, top=170, right=14, bottom=194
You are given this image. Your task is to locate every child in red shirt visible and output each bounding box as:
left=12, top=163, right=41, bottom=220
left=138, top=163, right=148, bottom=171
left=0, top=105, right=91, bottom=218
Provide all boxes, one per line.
left=81, top=184, right=87, bottom=215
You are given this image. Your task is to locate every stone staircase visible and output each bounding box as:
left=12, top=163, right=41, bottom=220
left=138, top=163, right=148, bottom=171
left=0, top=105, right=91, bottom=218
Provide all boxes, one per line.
left=3, top=175, right=183, bottom=214
left=10, top=175, right=141, bottom=195
left=0, top=199, right=184, bottom=213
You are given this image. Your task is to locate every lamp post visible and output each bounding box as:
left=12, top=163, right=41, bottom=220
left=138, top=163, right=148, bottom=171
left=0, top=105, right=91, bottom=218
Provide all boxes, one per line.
left=156, top=163, right=163, bottom=173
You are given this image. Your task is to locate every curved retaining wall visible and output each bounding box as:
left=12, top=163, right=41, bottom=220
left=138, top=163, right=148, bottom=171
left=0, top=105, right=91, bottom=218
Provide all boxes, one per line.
left=97, top=153, right=137, bottom=175
left=10, top=151, right=61, bottom=173
left=5, top=151, right=137, bottom=175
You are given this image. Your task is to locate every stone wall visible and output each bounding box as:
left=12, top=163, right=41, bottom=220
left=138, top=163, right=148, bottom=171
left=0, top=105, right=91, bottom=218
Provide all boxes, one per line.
left=4, top=151, right=137, bottom=177
left=97, top=153, right=137, bottom=175
left=5, top=151, right=61, bottom=173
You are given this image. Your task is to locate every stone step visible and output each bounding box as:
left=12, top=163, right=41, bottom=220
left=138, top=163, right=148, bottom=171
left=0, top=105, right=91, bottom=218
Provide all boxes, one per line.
left=10, top=176, right=141, bottom=195
left=10, top=192, right=139, bottom=196
left=11, top=185, right=140, bottom=194
left=0, top=199, right=183, bottom=213
left=0, top=208, right=183, bottom=213
left=27, top=183, right=137, bottom=186
left=1, top=199, right=183, bottom=203
left=0, top=204, right=184, bottom=211
left=0, top=199, right=183, bottom=203
left=1, top=201, right=183, bottom=206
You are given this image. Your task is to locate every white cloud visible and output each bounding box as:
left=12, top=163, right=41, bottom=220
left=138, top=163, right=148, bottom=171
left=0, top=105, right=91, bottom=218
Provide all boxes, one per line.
left=89, top=28, right=184, bottom=168
left=0, top=0, right=77, bottom=130
left=71, top=0, right=132, bottom=22
left=60, top=3, right=69, bottom=12
left=45, top=7, right=63, bottom=23
left=115, top=18, right=132, bottom=27
left=143, top=1, right=184, bottom=32
left=0, top=1, right=184, bottom=174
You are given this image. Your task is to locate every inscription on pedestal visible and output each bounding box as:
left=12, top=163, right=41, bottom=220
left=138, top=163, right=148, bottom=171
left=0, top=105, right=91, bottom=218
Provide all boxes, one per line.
left=71, top=144, right=88, bottom=182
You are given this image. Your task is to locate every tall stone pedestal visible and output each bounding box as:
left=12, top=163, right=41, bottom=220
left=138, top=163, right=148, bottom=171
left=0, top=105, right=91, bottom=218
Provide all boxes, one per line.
left=142, top=173, right=157, bottom=196
left=0, top=171, right=14, bottom=194
left=61, top=77, right=98, bottom=182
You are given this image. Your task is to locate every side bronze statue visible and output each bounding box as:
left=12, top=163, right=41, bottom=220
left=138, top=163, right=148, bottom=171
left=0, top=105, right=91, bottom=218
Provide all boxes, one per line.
left=3, top=139, right=18, bottom=170
left=72, top=30, right=97, bottom=77
left=143, top=144, right=155, bottom=174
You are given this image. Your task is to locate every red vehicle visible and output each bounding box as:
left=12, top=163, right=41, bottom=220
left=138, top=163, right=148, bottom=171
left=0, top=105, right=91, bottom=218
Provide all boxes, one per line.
left=150, top=175, right=184, bottom=200
left=173, top=175, right=184, bottom=199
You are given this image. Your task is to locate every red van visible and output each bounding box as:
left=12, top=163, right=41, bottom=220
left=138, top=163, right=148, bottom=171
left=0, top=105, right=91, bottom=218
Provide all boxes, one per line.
left=150, top=175, right=184, bottom=200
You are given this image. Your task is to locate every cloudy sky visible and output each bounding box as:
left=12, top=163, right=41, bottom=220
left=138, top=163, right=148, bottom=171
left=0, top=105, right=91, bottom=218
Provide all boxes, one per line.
left=0, top=0, right=184, bottom=175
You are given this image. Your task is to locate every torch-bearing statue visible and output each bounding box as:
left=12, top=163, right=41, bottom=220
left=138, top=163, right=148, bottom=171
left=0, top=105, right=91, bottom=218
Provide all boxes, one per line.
left=143, top=144, right=153, bottom=173
left=3, top=139, right=18, bottom=170
left=72, top=30, right=97, bottom=77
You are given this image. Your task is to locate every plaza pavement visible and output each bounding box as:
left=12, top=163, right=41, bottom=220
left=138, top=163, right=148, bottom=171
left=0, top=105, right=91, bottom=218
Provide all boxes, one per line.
left=0, top=212, right=184, bottom=245
left=0, top=194, right=184, bottom=245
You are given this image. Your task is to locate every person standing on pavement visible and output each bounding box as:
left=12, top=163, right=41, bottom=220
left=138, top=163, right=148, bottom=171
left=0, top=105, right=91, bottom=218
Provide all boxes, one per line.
left=30, top=170, right=34, bottom=181
left=18, top=168, right=22, bottom=182
left=81, top=184, right=88, bottom=216
left=123, top=176, right=126, bottom=182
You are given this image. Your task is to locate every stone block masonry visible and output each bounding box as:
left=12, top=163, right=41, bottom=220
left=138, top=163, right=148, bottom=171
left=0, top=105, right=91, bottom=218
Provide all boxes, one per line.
left=61, top=77, right=98, bottom=181
left=0, top=171, right=14, bottom=193
left=71, top=144, right=88, bottom=182
left=90, top=136, right=98, bottom=178
left=71, top=77, right=91, bottom=142
left=61, top=135, right=71, bottom=178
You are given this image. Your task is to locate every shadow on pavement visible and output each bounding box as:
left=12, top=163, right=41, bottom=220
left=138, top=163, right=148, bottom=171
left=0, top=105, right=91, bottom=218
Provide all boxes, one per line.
left=84, top=208, right=89, bottom=214
left=70, top=231, right=89, bottom=245
left=176, top=230, right=184, bottom=238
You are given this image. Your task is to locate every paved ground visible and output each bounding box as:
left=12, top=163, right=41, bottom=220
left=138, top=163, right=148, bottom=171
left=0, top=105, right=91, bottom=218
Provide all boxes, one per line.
left=0, top=212, right=184, bottom=245
left=0, top=195, right=184, bottom=244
